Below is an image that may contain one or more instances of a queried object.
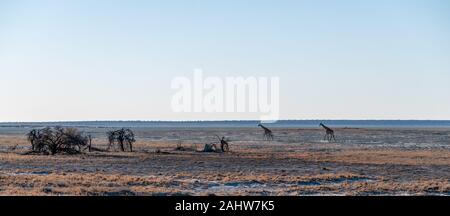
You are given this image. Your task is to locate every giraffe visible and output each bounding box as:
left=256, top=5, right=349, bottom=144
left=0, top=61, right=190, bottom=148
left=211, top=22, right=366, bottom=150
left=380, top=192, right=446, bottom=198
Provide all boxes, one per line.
left=258, top=124, right=274, bottom=141
left=319, top=123, right=336, bottom=142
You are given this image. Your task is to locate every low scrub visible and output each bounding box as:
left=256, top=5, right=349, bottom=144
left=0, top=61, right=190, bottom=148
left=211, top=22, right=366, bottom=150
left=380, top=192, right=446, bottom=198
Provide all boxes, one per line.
left=27, top=127, right=91, bottom=155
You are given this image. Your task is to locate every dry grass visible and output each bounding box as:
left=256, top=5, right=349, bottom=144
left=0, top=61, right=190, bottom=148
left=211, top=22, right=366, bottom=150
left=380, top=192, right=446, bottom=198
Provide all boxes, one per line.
left=294, top=149, right=450, bottom=166
left=1, top=128, right=450, bottom=196
left=1, top=169, right=448, bottom=196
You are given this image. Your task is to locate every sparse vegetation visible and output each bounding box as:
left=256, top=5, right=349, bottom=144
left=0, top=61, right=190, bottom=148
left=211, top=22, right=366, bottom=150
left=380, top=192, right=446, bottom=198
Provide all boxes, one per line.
left=175, top=141, right=185, bottom=151
left=0, top=127, right=447, bottom=195
left=26, top=127, right=90, bottom=155
left=107, top=128, right=136, bottom=152
left=202, top=143, right=219, bottom=152
left=218, top=136, right=230, bottom=152
left=202, top=136, right=230, bottom=153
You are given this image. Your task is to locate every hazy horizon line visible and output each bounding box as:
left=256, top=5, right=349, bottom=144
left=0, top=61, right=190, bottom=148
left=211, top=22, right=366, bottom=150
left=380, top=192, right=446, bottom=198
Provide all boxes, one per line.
left=2, top=119, right=450, bottom=124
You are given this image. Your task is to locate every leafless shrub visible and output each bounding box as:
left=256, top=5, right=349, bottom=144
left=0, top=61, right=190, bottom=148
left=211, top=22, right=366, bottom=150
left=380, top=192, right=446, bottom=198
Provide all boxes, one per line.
left=217, top=136, right=230, bottom=152
left=26, top=127, right=90, bottom=155
left=202, top=136, right=230, bottom=153
left=175, top=141, right=183, bottom=151
left=203, top=143, right=219, bottom=152
left=107, top=128, right=136, bottom=152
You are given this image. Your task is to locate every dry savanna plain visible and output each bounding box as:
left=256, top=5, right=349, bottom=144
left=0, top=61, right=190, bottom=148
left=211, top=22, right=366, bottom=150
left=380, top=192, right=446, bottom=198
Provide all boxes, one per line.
left=1, top=126, right=449, bottom=196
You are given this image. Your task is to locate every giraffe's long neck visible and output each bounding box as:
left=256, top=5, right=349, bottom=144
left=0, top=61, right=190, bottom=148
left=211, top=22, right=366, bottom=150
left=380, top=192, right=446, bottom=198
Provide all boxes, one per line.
left=260, top=125, right=270, bottom=131
left=321, top=124, right=332, bottom=131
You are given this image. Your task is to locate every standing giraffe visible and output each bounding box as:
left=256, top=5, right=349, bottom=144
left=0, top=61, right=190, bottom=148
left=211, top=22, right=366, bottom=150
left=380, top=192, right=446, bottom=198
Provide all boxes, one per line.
left=258, top=124, right=274, bottom=141
left=319, top=123, right=336, bottom=142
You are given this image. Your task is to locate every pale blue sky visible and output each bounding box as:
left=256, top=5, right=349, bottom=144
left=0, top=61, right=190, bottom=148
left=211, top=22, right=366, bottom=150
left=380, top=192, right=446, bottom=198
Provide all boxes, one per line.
left=0, top=0, right=449, bottom=121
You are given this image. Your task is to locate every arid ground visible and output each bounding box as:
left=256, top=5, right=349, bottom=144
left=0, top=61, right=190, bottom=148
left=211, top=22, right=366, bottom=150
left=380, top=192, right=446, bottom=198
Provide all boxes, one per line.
left=1, top=127, right=449, bottom=196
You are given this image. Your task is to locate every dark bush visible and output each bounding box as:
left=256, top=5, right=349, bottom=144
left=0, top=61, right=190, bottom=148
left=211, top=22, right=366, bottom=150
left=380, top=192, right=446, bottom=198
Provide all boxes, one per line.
left=27, top=127, right=90, bottom=155
left=202, top=136, right=230, bottom=153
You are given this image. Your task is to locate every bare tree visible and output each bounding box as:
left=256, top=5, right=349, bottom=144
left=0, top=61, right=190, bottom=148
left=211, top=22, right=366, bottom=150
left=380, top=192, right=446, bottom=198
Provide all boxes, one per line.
left=26, top=127, right=90, bottom=155
left=203, top=136, right=230, bottom=153
left=216, top=135, right=230, bottom=152
left=27, top=129, right=41, bottom=151
left=107, top=128, right=136, bottom=152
